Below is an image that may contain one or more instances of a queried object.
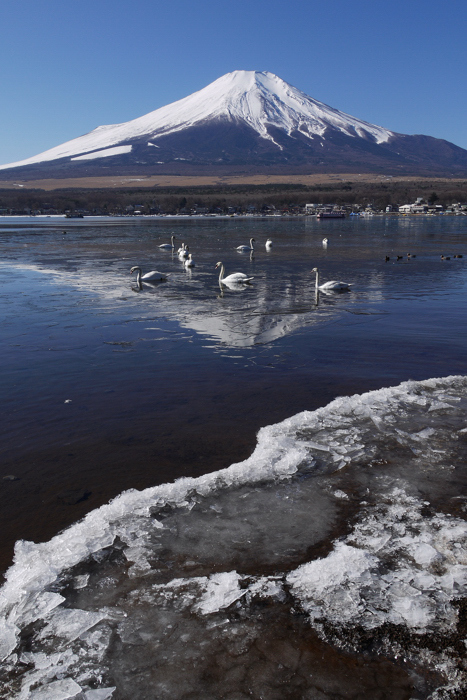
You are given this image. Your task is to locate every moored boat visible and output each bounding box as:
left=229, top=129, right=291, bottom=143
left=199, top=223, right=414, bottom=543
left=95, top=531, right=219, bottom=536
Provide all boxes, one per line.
left=317, top=211, right=345, bottom=219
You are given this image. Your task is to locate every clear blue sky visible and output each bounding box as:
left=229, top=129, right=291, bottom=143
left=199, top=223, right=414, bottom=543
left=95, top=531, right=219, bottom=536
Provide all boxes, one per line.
left=1, top=0, right=466, bottom=165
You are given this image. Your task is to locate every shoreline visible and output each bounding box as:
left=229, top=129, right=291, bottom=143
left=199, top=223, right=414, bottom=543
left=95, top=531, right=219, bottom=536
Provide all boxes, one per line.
left=1, top=172, right=467, bottom=191
left=0, top=212, right=464, bottom=221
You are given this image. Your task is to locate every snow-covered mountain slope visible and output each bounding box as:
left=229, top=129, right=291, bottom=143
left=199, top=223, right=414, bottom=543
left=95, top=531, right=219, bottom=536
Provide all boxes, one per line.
left=2, top=71, right=467, bottom=178
left=0, top=71, right=395, bottom=170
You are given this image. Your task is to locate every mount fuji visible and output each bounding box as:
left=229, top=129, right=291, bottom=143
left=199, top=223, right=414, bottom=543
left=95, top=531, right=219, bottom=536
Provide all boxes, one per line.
left=2, top=70, right=467, bottom=179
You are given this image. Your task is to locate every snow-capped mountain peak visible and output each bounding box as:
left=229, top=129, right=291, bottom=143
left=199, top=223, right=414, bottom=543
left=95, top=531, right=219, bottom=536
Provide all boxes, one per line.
left=0, top=71, right=395, bottom=170
left=187, top=70, right=394, bottom=146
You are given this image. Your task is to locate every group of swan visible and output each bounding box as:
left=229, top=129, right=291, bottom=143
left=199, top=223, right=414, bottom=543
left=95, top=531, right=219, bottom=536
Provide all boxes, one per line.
left=177, top=242, right=188, bottom=258
left=133, top=234, right=259, bottom=288
left=236, top=238, right=273, bottom=252
left=132, top=263, right=350, bottom=292
left=177, top=243, right=194, bottom=267
left=157, top=236, right=195, bottom=269
left=156, top=234, right=274, bottom=276
left=131, top=262, right=253, bottom=288
left=136, top=234, right=352, bottom=292
left=224, top=237, right=273, bottom=285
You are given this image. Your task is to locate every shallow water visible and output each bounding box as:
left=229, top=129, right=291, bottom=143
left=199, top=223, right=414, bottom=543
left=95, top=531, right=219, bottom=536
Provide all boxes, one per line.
left=0, top=215, right=467, bottom=698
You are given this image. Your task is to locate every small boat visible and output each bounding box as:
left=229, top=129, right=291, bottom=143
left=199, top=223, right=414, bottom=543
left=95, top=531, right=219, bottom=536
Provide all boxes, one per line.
left=317, top=212, right=345, bottom=219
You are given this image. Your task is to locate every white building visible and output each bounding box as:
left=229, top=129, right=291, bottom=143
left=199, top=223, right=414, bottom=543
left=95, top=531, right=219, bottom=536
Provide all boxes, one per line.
left=398, top=202, right=428, bottom=214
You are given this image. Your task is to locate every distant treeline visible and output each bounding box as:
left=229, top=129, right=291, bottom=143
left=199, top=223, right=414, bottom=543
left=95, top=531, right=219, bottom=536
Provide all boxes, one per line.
left=1, top=179, right=467, bottom=215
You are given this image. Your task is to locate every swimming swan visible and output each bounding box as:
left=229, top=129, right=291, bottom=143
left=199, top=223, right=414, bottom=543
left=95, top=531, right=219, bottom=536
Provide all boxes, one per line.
left=184, top=254, right=195, bottom=268
left=215, top=262, right=253, bottom=285
left=237, top=238, right=255, bottom=252
left=265, top=239, right=273, bottom=250
left=159, top=234, right=175, bottom=250
left=177, top=243, right=189, bottom=258
left=312, top=267, right=351, bottom=291
left=130, top=266, right=169, bottom=282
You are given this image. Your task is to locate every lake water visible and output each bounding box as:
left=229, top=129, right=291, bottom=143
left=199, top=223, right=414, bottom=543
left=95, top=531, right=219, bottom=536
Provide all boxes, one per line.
left=0, top=214, right=466, bottom=699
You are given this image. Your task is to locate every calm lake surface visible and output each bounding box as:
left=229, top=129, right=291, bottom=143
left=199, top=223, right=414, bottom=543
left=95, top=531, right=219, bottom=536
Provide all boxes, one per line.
left=0, top=214, right=466, bottom=698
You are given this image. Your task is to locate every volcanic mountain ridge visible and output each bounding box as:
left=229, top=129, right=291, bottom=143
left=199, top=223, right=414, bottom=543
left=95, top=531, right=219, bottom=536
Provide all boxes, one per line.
left=2, top=70, right=467, bottom=179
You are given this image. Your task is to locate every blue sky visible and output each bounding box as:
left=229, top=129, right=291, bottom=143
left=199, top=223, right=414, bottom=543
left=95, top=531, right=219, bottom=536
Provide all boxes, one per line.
left=1, top=0, right=466, bottom=165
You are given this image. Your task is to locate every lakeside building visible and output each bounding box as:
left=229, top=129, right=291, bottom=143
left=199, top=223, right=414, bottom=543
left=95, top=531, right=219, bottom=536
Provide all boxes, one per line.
left=399, top=197, right=428, bottom=214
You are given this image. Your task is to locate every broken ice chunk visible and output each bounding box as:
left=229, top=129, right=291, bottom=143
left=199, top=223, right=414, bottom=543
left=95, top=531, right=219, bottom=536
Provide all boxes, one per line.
left=410, top=428, right=435, bottom=440
left=84, top=688, right=116, bottom=699
left=0, top=619, right=19, bottom=661
left=389, top=596, right=433, bottom=629
left=247, top=577, right=286, bottom=602
left=29, top=677, right=82, bottom=699
left=428, top=402, right=452, bottom=412
left=412, top=543, right=441, bottom=566
left=38, top=608, right=108, bottom=644
left=194, top=571, right=245, bottom=614
left=73, top=574, right=90, bottom=590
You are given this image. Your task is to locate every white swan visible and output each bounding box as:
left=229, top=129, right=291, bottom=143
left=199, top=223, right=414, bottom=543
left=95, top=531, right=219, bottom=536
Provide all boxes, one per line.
left=130, top=266, right=169, bottom=282
left=236, top=238, right=255, bottom=252
left=215, top=262, right=253, bottom=285
left=178, top=243, right=189, bottom=260
left=322, top=237, right=328, bottom=246
left=312, top=267, right=351, bottom=291
left=159, top=234, right=175, bottom=250
left=177, top=243, right=187, bottom=255
left=265, top=239, right=273, bottom=250
left=184, top=254, right=195, bottom=268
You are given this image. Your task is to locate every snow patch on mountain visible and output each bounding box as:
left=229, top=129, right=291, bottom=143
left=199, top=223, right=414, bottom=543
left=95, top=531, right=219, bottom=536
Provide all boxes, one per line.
left=70, top=145, right=132, bottom=161
left=0, top=71, right=395, bottom=170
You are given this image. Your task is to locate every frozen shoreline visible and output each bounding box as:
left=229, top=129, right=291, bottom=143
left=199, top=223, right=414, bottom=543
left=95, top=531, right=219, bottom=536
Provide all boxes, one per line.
left=1, top=375, right=467, bottom=698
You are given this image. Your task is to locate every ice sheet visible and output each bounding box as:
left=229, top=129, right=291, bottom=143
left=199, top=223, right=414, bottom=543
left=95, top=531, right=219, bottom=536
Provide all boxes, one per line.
left=1, top=375, right=467, bottom=698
